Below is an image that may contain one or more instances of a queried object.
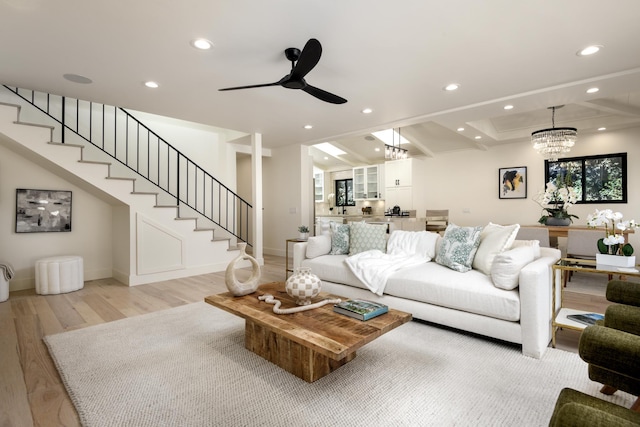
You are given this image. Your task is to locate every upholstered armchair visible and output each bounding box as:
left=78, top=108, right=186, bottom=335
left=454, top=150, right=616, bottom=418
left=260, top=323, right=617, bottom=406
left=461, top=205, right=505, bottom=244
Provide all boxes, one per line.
left=578, top=280, right=640, bottom=412
left=549, top=388, right=640, bottom=426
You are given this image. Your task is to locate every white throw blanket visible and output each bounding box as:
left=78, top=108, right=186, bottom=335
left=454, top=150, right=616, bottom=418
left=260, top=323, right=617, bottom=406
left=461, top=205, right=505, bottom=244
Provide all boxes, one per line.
left=345, top=231, right=439, bottom=295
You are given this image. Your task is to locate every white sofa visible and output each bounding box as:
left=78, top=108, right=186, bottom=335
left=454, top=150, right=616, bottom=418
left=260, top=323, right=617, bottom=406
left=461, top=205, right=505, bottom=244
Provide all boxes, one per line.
left=293, top=223, right=561, bottom=359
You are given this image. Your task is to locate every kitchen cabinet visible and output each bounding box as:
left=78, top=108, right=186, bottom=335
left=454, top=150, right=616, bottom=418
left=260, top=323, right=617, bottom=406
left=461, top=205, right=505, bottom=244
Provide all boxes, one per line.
left=314, top=171, right=324, bottom=202
left=353, top=164, right=384, bottom=200
left=384, top=158, right=423, bottom=211
left=385, top=158, right=413, bottom=187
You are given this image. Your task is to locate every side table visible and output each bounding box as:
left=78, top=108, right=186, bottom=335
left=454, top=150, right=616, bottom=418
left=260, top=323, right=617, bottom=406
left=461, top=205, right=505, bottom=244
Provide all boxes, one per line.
left=551, top=257, right=640, bottom=347
left=285, top=237, right=307, bottom=279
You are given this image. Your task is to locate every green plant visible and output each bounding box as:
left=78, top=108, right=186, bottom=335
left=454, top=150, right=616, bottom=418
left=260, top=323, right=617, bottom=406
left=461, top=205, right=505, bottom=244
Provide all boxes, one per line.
left=534, top=173, right=579, bottom=224
left=587, top=209, right=638, bottom=256
left=298, top=225, right=309, bottom=233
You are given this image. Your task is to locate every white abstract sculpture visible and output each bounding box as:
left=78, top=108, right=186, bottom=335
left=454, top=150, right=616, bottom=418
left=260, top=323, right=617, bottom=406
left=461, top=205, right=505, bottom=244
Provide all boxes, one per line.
left=225, top=243, right=261, bottom=296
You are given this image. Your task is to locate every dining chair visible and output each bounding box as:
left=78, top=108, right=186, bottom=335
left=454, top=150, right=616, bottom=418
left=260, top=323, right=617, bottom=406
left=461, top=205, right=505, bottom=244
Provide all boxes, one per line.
left=425, top=210, right=448, bottom=234
left=515, top=227, right=550, bottom=247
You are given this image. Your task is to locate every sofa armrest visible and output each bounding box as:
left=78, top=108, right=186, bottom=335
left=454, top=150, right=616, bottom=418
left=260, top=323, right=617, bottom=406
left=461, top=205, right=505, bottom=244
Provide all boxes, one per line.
left=518, top=247, right=561, bottom=358
left=292, top=242, right=308, bottom=271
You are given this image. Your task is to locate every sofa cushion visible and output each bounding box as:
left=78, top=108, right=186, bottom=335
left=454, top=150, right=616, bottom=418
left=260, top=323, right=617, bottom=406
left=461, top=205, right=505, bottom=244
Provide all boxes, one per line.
left=349, top=222, right=387, bottom=255
left=387, top=230, right=439, bottom=260
left=435, top=224, right=483, bottom=272
left=491, top=246, right=536, bottom=290
left=306, top=235, right=332, bottom=258
left=472, top=223, right=520, bottom=275
left=330, top=223, right=350, bottom=255
left=301, top=255, right=369, bottom=290
left=385, top=262, right=521, bottom=321
left=511, top=239, right=541, bottom=258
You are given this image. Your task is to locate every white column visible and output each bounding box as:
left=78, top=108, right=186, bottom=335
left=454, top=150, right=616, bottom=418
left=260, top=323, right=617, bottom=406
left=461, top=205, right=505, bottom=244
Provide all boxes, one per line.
left=251, top=133, right=264, bottom=264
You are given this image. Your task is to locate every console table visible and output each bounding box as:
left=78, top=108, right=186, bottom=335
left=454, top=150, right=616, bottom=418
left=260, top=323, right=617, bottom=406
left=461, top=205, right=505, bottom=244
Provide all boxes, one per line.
left=524, top=225, right=634, bottom=243
left=551, top=257, right=640, bottom=347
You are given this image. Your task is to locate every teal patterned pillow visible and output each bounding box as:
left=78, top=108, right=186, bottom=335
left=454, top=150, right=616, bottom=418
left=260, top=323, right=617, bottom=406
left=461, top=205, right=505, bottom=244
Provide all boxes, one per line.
left=349, top=222, right=387, bottom=255
left=330, top=223, right=351, bottom=255
left=435, top=224, right=483, bottom=272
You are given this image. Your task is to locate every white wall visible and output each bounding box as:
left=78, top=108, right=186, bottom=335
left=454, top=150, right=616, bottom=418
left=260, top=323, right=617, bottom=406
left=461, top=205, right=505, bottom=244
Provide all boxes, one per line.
left=263, top=144, right=313, bottom=255
left=0, top=143, right=114, bottom=291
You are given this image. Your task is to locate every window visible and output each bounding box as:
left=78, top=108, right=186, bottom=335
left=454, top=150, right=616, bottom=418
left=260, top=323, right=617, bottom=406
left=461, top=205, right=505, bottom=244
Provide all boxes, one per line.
left=544, top=153, right=627, bottom=204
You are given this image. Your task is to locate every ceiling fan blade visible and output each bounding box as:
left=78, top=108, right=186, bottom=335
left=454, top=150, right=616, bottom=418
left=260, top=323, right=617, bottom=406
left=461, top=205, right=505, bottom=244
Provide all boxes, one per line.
left=218, top=82, right=280, bottom=91
left=302, top=85, right=347, bottom=104
left=290, top=38, right=322, bottom=80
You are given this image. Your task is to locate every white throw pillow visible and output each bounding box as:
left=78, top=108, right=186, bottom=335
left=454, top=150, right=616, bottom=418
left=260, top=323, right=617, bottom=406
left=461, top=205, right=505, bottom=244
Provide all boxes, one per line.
left=305, top=235, right=332, bottom=259
left=490, top=246, right=536, bottom=290
left=510, top=239, right=541, bottom=258
left=349, top=222, right=387, bottom=255
left=472, top=223, right=520, bottom=275
left=435, top=224, right=483, bottom=273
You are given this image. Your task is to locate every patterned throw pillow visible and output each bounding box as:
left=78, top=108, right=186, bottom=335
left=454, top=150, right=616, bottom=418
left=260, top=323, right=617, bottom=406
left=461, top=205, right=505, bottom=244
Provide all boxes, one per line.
left=349, top=222, right=387, bottom=255
left=330, top=223, right=351, bottom=255
left=435, top=224, right=483, bottom=272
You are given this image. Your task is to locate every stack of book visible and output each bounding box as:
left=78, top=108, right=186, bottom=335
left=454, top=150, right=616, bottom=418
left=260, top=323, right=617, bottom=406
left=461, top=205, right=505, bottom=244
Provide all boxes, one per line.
left=567, top=312, right=604, bottom=326
left=333, top=299, right=388, bottom=321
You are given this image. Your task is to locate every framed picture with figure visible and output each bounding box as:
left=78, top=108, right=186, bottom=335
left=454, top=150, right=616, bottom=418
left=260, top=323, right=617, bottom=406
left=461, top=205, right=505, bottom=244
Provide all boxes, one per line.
left=499, top=167, right=527, bottom=199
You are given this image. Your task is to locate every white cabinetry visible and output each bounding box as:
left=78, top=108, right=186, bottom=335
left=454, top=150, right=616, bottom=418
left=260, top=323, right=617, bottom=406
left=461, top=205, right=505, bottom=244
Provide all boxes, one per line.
left=314, top=171, right=324, bottom=202
left=353, top=164, right=384, bottom=200
left=384, top=158, right=422, bottom=210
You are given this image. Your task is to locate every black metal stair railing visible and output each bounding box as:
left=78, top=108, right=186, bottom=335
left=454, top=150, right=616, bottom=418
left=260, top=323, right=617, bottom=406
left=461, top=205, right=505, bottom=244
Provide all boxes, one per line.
left=4, top=85, right=252, bottom=245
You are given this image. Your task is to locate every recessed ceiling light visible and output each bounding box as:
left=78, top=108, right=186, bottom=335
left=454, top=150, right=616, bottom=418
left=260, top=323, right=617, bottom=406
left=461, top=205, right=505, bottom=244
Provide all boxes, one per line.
left=191, top=38, right=213, bottom=50
left=586, top=87, right=599, bottom=94
left=474, top=136, right=482, bottom=140
left=63, top=73, right=92, bottom=84
left=457, top=127, right=465, bottom=132
left=504, top=105, right=514, bottom=110
left=324, top=156, right=329, bottom=160
left=374, top=147, right=380, bottom=152
left=361, top=108, right=373, bottom=114
left=144, top=81, right=159, bottom=88
left=304, top=125, right=313, bottom=129
left=577, top=45, right=602, bottom=56
left=598, top=127, right=606, bottom=131
left=444, top=83, right=460, bottom=91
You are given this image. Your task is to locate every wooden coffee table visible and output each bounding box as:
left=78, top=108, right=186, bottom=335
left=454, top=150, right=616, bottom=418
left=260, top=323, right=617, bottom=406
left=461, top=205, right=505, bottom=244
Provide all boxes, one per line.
left=204, top=282, right=412, bottom=382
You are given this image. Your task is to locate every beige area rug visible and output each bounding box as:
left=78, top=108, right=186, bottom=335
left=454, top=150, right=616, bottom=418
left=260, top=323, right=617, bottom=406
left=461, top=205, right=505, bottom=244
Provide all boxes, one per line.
left=44, top=302, right=634, bottom=427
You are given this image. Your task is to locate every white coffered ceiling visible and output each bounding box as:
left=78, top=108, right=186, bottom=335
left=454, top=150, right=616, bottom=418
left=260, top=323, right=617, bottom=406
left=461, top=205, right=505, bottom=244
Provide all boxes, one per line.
left=2, top=0, right=640, bottom=169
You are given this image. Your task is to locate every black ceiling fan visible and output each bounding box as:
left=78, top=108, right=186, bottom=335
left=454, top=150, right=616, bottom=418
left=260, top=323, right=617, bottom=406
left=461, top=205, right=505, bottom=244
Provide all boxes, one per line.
left=218, top=38, right=347, bottom=104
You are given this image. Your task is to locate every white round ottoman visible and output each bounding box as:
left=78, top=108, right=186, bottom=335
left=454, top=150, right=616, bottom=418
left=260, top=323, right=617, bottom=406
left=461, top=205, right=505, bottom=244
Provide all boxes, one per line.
left=35, top=256, right=84, bottom=295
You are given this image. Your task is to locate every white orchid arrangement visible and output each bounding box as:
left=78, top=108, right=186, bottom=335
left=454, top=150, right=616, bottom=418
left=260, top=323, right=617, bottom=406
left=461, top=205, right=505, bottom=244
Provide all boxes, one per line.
left=534, top=176, right=579, bottom=224
left=586, top=209, right=639, bottom=256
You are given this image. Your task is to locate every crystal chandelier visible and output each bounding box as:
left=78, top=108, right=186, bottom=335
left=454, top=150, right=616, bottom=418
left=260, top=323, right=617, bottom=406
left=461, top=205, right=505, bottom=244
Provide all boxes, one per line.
left=384, top=128, right=408, bottom=160
left=531, top=105, right=577, bottom=161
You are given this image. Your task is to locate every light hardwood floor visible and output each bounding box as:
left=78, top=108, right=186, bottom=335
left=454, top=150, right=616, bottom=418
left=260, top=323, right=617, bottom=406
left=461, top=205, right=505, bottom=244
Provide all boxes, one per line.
left=0, top=255, right=609, bottom=427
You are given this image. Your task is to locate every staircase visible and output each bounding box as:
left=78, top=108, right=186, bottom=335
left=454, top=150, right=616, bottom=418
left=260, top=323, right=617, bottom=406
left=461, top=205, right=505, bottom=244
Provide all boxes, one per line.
left=0, top=86, right=251, bottom=287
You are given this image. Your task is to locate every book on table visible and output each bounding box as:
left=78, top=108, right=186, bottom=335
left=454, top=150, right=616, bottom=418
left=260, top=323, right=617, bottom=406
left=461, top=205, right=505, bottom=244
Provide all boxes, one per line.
left=566, top=313, right=604, bottom=326
left=333, top=299, right=388, bottom=321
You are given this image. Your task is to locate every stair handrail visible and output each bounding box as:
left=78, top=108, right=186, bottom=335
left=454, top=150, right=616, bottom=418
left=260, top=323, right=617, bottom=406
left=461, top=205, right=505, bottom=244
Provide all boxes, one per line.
left=3, top=85, right=252, bottom=245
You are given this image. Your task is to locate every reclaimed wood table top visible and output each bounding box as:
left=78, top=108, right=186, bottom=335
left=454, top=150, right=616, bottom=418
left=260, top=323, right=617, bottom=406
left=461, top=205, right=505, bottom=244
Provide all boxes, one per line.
left=204, top=282, right=412, bottom=361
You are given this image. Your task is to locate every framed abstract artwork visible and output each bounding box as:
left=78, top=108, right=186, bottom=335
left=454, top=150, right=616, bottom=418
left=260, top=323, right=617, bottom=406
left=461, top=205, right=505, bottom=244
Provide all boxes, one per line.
left=15, top=188, right=72, bottom=233
left=499, top=167, right=527, bottom=199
